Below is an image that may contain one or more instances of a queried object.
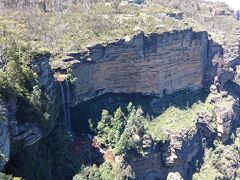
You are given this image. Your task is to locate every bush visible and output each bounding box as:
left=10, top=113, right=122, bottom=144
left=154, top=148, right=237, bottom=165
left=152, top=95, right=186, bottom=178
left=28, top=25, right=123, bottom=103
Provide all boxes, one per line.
left=0, top=40, right=50, bottom=126
left=74, top=161, right=134, bottom=180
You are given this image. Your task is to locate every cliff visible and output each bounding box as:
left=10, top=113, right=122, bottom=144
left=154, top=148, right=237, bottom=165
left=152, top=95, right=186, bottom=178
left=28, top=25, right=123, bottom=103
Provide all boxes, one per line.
left=63, top=29, right=218, bottom=106
left=0, top=1, right=240, bottom=179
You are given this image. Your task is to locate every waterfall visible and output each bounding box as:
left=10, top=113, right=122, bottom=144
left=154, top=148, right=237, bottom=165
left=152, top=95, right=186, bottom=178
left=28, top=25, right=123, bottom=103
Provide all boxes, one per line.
left=60, top=80, right=74, bottom=138
left=65, top=80, right=73, bottom=135
left=60, top=81, right=68, bottom=130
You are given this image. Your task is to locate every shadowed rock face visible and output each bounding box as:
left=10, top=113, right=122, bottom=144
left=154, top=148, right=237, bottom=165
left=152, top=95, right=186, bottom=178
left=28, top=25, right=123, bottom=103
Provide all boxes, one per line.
left=130, top=128, right=203, bottom=180
left=0, top=97, right=10, bottom=171
left=70, top=29, right=215, bottom=106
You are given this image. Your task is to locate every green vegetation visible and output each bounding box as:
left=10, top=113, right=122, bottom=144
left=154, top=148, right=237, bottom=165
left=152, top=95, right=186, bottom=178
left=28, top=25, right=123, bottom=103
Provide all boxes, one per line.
left=0, top=3, right=189, bottom=53
left=0, top=40, right=51, bottom=126
left=0, top=173, right=22, bottom=180
left=2, top=1, right=239, bottom=179
left=193, top=128, right=240, bottom=179
left=95, top=94, right=215, bottom=154
left=96, top=108, right=125, bottom=149
left=148, top=102, right=214, bottom=141
left=74, top=161, right=134, bottom=180
left=89, top=88, right=216, bottom=155
left=96, top=103, right=150, bottom=155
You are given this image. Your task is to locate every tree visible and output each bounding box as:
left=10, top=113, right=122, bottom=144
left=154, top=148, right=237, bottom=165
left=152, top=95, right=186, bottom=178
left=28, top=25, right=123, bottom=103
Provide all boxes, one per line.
left=74, top=161, right=134, bottom=180
left=96, top=103, right=149, bottom=156
left=115, top=106, right=147, bottom=155
left=97, top=108, right=126, bottom=147
left=97, top=110, right=112, bottom=145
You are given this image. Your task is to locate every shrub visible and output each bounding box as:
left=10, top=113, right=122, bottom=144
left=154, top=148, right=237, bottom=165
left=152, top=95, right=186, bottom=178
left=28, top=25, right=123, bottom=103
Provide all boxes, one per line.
left=74, top=161, right=134, bottom=180
left=0, top=40, right=50, bottom=126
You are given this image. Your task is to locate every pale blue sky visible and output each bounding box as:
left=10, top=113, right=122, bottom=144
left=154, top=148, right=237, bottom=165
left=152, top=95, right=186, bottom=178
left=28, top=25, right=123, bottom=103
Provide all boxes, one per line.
left=209, top=0, right=240, bottom=10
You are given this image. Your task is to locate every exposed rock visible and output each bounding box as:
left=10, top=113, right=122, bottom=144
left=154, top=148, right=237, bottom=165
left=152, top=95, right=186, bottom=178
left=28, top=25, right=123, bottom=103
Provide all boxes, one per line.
left=2, top=1, right=240, bottom=179
left=6, top=101, right=43, bottom=147
left=0, top=98, right=10, bottom=171
left=214, top=96, right=240, bottom=142
left=142, top=134, right=154, bottom=155
left=130, top=150, right=167, bottom=180
left=166, top=11, right=184, bottom=20
left=167, top=172, right=183, bottom=180
left=236, top=10, right=240, bottom=21
left=210, top=84, right=218, bottom=94
left=0, top=48, right=5, bottom=69
left=130, top=128, right=202, bottom=179
left=197, top=111, right=216, bottom=137
left=129, top=90, right=240, bottom=179
left=218, top=67, right=235, bottom=89
left=163, top=128, right=202, bottom=175
left=155, top=0, right=240, bottom=90
left=68, top=29, right=219, bottom=106
left=32, top=54, right=57, bottom=107
left=8, top=121, right=43, bottom=147
left=207, top=91, right=240, bottom=142
left=51, top=3, right=240, bottom=179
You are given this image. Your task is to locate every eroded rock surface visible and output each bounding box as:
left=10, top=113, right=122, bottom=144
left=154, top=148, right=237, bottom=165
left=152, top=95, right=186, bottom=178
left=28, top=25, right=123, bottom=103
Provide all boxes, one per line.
left=68, top=29, right=217, bottom=106
left=6, top=101, right=43, bottom=147
left=208, top=91, right=240, bottom=142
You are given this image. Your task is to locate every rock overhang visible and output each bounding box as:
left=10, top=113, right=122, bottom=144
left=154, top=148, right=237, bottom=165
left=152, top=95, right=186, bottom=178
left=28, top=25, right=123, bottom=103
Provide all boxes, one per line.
left=63, top=29, right=218, bottom=107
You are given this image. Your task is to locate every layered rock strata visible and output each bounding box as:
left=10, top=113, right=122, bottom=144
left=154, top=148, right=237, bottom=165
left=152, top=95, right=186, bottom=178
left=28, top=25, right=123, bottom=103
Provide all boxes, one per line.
left=66, top=29, right=219, bottom=106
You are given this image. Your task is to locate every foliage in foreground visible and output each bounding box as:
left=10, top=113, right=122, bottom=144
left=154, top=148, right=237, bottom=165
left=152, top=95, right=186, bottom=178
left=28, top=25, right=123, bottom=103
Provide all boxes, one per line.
left=74, top=161, right=134, bottom=180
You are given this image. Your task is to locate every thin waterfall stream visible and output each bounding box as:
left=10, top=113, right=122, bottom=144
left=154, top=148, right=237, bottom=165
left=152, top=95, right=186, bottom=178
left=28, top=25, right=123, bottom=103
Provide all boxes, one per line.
left=60, top=80, right=74, bottom=138
left=65, top=80, right=72, bottom=133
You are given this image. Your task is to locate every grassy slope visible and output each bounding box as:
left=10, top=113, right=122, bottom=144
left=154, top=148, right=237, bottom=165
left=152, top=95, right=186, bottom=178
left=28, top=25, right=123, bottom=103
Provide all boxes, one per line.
left=0, top=3, right=189, bottom=53
left=148, top=102, right=214, bottom=141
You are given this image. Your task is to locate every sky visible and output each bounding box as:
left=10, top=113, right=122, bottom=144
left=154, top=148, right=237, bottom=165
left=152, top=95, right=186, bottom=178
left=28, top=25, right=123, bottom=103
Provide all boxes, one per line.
left=209, top=0, right=240, bottom=10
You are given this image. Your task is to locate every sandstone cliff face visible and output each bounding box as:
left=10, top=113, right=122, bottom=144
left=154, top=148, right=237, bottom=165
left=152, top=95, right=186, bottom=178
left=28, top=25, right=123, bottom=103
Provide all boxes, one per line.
left=69, top=29, right=213, bottom=106
left=153, top=0, right=240, bottom=90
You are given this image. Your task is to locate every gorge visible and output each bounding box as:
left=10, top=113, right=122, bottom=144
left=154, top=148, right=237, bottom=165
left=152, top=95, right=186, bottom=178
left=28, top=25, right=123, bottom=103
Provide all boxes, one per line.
left=0, top=0, right=240, bottom=179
